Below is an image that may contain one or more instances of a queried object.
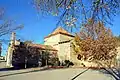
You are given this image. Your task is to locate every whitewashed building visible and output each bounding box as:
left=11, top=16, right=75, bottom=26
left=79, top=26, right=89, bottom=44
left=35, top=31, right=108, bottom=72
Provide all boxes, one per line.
left=7, top=27, right=120, bottom=67
left=44, top=27, right=75, bottom=62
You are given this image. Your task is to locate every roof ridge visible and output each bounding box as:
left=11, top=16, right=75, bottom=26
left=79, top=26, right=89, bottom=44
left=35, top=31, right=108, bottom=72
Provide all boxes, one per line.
left=28, top=43, right=57, bottom=51
left=53, top=27, right=69, bottom=33
left=44, top=27, right=74, bottom=38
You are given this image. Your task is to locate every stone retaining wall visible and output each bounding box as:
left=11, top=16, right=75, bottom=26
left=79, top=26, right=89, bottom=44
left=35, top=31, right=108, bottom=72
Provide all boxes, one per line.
left=0, top=61, right=6, bottom=68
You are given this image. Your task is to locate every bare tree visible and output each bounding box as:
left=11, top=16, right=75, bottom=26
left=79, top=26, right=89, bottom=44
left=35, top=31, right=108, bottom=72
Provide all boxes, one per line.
left=0, top=7, right=23, bottom=37
left=33, top=0, right=120, bottom=31
left=0, top=7, right=23, bottom=57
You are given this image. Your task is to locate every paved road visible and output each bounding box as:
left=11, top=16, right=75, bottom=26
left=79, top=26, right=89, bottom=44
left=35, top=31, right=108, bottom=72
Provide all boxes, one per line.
left=0, top=68, right=115, bottom=80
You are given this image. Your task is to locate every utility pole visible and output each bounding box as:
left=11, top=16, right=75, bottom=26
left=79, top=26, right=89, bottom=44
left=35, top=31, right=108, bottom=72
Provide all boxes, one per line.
left=6, top=32, right=15, bottom=67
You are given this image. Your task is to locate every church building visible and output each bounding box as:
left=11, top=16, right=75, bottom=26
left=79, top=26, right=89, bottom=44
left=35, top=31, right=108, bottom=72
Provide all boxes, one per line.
left=6, top=27, right=79, bottom=68
left=44, top=27, right=75, bottom=62
left=6, top=27, right=120, bottom=68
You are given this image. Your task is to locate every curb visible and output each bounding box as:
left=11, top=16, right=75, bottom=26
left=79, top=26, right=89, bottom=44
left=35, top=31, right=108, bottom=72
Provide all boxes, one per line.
left=0, top=67, right=48, bottom=77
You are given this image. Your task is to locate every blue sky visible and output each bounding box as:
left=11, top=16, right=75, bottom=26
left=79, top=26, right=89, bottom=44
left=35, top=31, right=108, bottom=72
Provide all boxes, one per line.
left=0, top=0, right=120, bottom=56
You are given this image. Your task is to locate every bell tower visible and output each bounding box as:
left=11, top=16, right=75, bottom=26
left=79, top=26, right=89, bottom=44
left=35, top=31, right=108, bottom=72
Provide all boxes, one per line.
left=6, top=32, right=15, bottom=67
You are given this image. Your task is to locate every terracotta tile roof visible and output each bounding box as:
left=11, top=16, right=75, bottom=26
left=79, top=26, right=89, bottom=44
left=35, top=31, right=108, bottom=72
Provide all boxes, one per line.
left=45, top=27, right=74, bottom=38
left=28, top=44, right=57, bottom=51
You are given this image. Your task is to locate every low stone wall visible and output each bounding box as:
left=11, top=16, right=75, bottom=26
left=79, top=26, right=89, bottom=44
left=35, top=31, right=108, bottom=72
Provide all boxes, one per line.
left=73, top=60, right=116, bottom=68
left=73, top=61, right=98, bottom=67
left=0, top=61, right=6, bottom=68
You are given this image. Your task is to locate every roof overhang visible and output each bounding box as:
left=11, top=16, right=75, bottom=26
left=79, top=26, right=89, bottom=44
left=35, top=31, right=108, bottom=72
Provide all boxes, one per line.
left=44, top=32, right=75, bottom=39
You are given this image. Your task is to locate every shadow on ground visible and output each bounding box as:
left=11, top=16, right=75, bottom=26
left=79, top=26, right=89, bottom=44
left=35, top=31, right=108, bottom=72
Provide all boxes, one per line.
left=0, top=67, right=68, bottom=78
left=98, top=68, right=120, bottom=80
left=0, top=67, right=49, bottom=77
left=0, top=67, right=18, bottom=71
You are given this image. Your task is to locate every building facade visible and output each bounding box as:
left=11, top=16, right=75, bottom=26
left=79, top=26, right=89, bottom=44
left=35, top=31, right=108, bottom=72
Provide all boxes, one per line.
left=6, top=27, right=120, bottom=68
left=6, top=27, right=81, bottom=68
left=44, top=27, right=74, bottom=62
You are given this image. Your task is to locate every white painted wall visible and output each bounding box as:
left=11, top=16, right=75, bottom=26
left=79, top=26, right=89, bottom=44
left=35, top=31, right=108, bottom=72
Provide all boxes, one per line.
left=6, top=32, right=15, bottom=67
left=58, top=42, right=71, bottom=61
left=58, top=34, right=74, bottom=61
left=15, top=40, right=20, bottom=45
left=44, top=34, right=74, bottom=62
left=59, top=34, right=73, bottom=42
left=44, top=34, right=60, bottom=46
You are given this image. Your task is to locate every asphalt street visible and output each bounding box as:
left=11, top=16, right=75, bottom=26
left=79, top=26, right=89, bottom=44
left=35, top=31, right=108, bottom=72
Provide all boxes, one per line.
left=0, top=68, right=115, bottom=80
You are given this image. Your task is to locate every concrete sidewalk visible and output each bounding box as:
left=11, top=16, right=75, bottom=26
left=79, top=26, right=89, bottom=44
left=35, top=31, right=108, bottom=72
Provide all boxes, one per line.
left=0, top=66, right=69, bottom=77
left=0, top=67, right=49, bottom=77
